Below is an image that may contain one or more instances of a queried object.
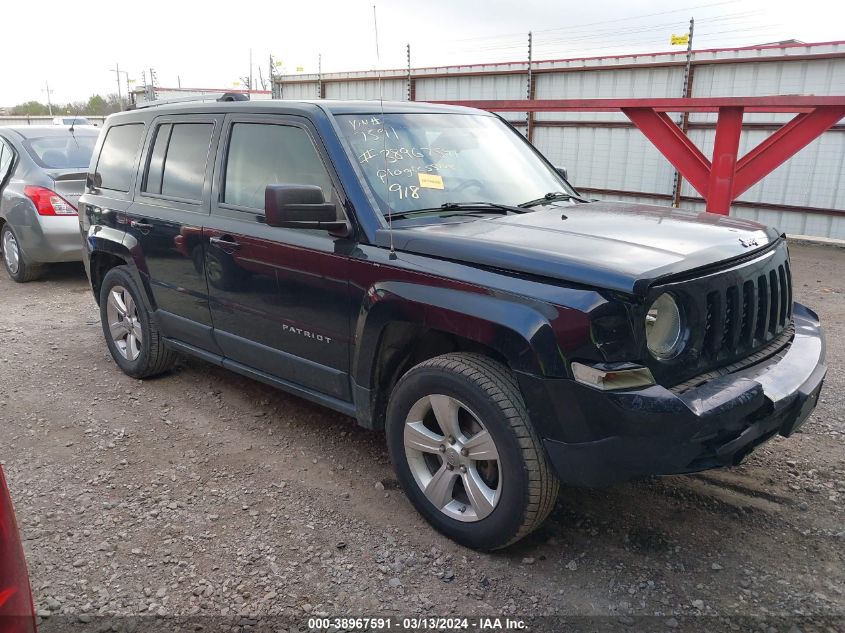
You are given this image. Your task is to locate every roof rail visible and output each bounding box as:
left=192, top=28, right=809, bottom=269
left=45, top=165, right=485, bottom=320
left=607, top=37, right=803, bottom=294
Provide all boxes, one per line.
left=131, top=92, right=251, bottom=109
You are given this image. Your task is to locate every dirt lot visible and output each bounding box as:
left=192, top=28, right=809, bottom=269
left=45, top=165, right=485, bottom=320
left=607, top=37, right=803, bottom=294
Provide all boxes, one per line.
left=1, top=242, right=843, bottom=632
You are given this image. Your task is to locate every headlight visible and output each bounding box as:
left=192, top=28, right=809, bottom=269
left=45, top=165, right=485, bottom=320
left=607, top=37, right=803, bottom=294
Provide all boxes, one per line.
left=645, top=293, right=684, bottom=359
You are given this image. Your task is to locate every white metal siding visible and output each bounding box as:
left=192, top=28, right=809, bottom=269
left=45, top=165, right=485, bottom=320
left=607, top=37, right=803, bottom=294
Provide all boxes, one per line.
left=279, top=82, right=320, bottom=100
left=415, top=74, right=527, bottom=122
left=535, top=66, right=685, bottom=122
left=325, top=79, right=407, bottom=101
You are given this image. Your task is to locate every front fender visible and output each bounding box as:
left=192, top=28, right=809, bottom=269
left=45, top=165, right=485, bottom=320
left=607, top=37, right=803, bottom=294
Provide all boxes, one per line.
left=352, top=280, right=570, bottom=390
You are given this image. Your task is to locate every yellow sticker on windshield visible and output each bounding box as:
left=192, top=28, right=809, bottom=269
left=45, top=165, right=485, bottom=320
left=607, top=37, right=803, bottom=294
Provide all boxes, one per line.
left=418, top=173, right=444, bottom=189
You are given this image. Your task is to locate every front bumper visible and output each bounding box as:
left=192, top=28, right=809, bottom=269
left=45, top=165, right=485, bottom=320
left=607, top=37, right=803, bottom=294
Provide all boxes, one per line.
left=524, top=302, right=826, bottom=487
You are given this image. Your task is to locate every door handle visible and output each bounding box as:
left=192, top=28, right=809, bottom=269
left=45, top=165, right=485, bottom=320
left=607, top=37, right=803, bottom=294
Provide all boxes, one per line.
left=209, top=236, right=241, bottom=251
left=130, top=220, right=154, bottom=230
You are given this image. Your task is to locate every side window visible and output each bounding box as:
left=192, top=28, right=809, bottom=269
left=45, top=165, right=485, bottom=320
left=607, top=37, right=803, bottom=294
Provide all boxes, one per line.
left=143, top=122, right=213, bottom=201
left=0, top=140, right=13, bottom=183
left=223, top=123, right=333, bottom=210
left=95, top=123, right=144, bottom=192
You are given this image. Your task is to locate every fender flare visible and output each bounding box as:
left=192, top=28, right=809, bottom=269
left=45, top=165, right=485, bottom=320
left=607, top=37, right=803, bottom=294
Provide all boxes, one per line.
left=351, top=280, right=568, bottom=392
left=85, top=227, right=153, bottom=312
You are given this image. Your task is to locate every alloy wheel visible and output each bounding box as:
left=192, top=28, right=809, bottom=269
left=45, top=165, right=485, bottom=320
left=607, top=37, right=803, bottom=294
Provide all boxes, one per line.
left=106, top=286, right=143, bottom=361
left=3, top=230, right=20, bottom=275
left=403, top=394, right=501, bottom=522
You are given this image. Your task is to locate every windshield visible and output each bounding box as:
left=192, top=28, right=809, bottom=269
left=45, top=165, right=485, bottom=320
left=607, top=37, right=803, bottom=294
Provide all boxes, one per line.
left=25, top=134, right=97, bottom=169
left=62, top=118, right=89, bottom=125
left=337, top=113, right=572, bottom=215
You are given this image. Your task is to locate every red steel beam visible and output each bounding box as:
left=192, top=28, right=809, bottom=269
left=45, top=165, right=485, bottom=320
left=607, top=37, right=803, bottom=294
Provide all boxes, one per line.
left=621, top=108, right=711, bottom=197
left=706, top=107, right=745, bottom=213
left=434, top=96, right=845, bottom=113
left=440, top=96, right=845, bottom=216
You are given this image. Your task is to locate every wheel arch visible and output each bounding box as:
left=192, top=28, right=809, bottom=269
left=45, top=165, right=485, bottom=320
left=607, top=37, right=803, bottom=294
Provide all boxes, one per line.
left=88, top=239, right=152, bottom=311
left=351, top=281, right=566, bottom=430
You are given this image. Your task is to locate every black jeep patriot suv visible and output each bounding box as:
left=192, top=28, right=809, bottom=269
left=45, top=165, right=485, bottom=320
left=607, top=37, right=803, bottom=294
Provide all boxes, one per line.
left=78, top=99, right=826, bottom=550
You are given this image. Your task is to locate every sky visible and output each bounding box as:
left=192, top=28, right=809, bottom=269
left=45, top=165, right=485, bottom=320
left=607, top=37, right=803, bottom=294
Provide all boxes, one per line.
left=1, top=0, right=843, bottom=106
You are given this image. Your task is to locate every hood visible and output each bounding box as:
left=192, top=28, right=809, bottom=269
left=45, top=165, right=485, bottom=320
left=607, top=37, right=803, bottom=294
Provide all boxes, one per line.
left=380, top=201, right=781, bottom=296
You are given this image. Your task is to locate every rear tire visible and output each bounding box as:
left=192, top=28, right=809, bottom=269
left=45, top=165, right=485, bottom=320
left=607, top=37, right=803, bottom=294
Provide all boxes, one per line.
left=99, top=266, right=177, bottom=378
left=386, top=352, right=559, bottom=550
left=1, top=224, right=44, bottom=283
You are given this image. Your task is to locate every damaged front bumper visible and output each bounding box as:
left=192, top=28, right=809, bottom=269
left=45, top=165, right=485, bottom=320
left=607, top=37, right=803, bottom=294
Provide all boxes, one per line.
left=528, top=302, right=826, bottom=487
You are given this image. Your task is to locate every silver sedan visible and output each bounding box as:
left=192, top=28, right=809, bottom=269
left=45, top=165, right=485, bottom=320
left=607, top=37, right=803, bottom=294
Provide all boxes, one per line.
left=0, top=125, right=99, bottom=282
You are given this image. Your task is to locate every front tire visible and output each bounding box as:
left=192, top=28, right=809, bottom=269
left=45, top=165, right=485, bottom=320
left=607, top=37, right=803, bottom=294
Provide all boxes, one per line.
left=386, top=353, right=559, bottom=550
left=1, top=224, right=44, bottom=283
left=99, top=266, right=177, bottom=378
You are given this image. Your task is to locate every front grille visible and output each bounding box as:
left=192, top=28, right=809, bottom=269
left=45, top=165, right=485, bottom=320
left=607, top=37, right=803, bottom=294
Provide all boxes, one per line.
left=701, top=259, right=792, bottom=361
left=646, top=240, right=795, bottom=389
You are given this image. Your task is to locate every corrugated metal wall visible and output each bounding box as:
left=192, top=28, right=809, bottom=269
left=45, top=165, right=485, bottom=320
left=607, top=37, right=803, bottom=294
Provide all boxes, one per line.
left=277, top=41, right=845, bottom=239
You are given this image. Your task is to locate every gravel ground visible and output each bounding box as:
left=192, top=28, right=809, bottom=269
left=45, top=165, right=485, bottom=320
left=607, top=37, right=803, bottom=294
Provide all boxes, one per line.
left=1, top=242, right=843, bottom=632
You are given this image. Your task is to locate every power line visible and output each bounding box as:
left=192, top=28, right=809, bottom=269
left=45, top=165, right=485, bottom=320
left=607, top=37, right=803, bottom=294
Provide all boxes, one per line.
left=449, top=0, right=739, bottom=42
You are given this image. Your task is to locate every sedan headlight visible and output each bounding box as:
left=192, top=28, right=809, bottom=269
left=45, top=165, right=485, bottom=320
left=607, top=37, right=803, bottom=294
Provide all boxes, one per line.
left=645, top=293, right=684, bottom=359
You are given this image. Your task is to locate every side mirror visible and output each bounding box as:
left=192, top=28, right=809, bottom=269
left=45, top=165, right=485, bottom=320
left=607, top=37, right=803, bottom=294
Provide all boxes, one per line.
left=86, top=172, right=102, bottom=192
left=555, top=166, right=569, bottom=181
left=264, top=184, right=350, bottom=236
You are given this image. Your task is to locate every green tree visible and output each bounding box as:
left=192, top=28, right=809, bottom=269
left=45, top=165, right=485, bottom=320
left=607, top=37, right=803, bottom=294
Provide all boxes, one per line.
left=86, top=94, right=108, bottom=116
left=10, top=101, right=50, bottom=116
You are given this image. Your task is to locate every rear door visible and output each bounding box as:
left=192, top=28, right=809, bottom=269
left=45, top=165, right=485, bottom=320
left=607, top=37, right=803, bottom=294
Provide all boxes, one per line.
left=204, top=114, right=354, bottom=400
left=127, top=115, right=223, bottom=351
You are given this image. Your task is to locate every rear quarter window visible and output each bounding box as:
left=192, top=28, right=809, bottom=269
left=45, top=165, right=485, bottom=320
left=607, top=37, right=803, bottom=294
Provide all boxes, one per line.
left=95, top=123, right=145, bottom=192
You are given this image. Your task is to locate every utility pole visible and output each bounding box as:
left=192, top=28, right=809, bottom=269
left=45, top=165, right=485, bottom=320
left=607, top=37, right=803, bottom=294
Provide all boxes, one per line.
left=43, top=81, right=54, bottom=115
left=111, top=63, right=123, bottom=108
left=318, top=53, right=322, bottom=99
left=249, top=48, right=253, bottom=91
left=672, top=17, right=695, bottom=207
left=270, top=55, right=279, bottom=99
left=406, top=43, right=412, bottom=101
left=148, top=68, right=157, bottom=101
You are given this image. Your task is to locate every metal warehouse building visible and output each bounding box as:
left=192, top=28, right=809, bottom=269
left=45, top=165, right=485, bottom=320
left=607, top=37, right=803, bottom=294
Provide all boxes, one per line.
left=275, top=40, right=845, bottom=240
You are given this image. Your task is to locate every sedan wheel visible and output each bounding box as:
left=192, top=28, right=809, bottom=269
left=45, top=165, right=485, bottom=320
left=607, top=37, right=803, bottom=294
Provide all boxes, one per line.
left=1, top=224, right=43, bottom=282
left=3, top=229, right=20, bottom=275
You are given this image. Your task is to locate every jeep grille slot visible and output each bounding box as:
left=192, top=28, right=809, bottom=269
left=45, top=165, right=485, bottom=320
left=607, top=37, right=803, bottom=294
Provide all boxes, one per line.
left=700, top=253, right=792, bottom=362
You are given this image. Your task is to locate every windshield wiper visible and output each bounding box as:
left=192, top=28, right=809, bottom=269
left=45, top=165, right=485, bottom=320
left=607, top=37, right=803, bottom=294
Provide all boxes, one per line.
left=439, top=201, right=527, bottom=215
left=518, top=191, right=589, bottom=208
left=386, top=201, right=527, bottom=220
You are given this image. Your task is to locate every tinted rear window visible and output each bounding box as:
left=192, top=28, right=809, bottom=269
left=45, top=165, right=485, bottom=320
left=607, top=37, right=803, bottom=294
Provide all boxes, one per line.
left=25, top=134, right=97, bottom=169
left=148, top=123, right=213, bottom=201
left=96, top=124, right=144, bottom=192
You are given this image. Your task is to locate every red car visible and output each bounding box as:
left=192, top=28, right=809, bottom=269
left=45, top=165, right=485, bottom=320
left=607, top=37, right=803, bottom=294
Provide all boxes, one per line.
left=0, top=466, right=36, bottom=633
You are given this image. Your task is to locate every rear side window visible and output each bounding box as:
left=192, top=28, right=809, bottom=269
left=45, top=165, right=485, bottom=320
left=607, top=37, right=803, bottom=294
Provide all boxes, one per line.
left=96, top=123, right=144, bottom=192
left=143, top=123, right=213, bottom=201
left=0, top=139, right=14, bottom=183
left=223, top=123, right=333, bottom=210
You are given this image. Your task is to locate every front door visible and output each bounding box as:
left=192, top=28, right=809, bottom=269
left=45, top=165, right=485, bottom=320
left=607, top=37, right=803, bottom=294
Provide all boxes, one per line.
left=204, top=115, right=353, bottom=401
left=126, top=115, right=223, bottom=351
